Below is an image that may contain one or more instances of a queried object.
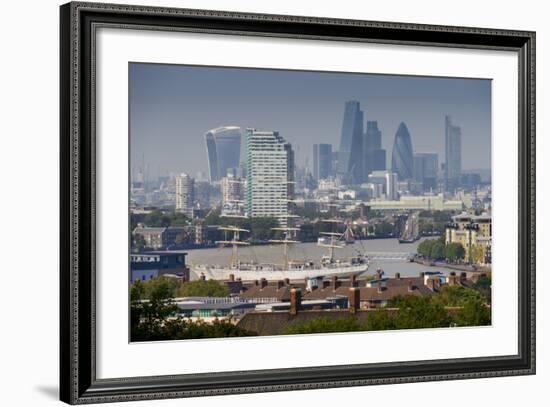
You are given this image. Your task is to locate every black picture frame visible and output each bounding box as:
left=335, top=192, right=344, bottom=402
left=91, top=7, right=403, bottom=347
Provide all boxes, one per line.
left=60, top=1, right=536, bottom=404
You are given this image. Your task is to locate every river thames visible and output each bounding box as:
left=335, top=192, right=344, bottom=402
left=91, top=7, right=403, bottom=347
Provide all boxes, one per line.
left=186, top=237, right=453, bottom=279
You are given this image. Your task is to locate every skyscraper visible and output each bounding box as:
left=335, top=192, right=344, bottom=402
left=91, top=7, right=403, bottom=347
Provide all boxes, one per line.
left=221, top=174, right=244, bottom=216
left=364, top=121, right=386, bottom=178
left=445, top=115, right=462, bottom=191
left=337, top=101, right=364, bottom=184
left=246, top=128, right=294, bottom=227
left=312, top=143, right=333, bottom=180
left=413, top=152, right=439, bottom=191
left=175, top=173, right=194, bottom=217
left=204, top=126, right=242, bottom=182
left=391, top=122, right=414, bottom=181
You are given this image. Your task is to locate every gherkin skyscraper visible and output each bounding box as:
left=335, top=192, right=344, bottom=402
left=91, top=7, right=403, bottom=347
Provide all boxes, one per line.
left=391, top=122, right=414, bottom=180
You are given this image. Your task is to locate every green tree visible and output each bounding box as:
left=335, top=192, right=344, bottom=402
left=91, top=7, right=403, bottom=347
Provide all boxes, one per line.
left=130, top=278, right=179, bottom=340
left=452, top=300, right=491, bottom=327
left=176, top=279, right=230, bottom=297
left=430, top=241, right=446, bottom=260
left=283, top=317, right=365, bottom=335
left=159, top=317, right=257, bottom=340
left=389, top=296, right=451, bottom=329
left=472, top=274, right=492, bottom=304
left=417, top=239, right=434, bottom=258
left=249, top=217, right=279, bottom=241
left=445, top=242, right=465, bottom=263
left=432, top=285, right=486, bottom=307
left=130, top=278, right=256, bottom=341
left=363, top=309, right=397, bottom=331
left=470, top=244, right=484, bottom=264
left=131, top=276, right=180, bottom=299
left=143, top=210, right=171, bottom=227
left=170, top=212, right=190, bottom=226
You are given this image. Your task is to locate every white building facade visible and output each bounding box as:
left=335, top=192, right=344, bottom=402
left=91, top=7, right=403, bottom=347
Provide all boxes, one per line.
left=175, top=173, right=194, bottom=217
left=245, top=128, right=294, bottom=226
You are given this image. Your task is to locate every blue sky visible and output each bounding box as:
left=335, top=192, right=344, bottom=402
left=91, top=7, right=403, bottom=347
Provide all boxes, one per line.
left=129, top=63, right=491, bottom=179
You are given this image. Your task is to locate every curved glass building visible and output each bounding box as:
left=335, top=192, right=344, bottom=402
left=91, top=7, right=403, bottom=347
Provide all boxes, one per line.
left=391, top=122, right=414, bottom=180
left=205, top=126, right=242, bottom=182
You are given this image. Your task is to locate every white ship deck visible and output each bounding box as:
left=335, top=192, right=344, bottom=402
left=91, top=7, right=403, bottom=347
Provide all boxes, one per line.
left=193, top=263, right=368, bottom=281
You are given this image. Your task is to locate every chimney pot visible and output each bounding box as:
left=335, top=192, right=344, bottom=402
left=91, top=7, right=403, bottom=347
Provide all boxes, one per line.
left=260, top=278, right=268, bottom=288
left=395, top=272, right=401, bottom=279
left=349, top=287, right=360, bottom=314
left=426, top=278, right=435, bottom=291
left=277, top=280, right=284, bottom=290
left=284, top=278, right=290, bottom=285
left=290, top=288, right=302, bottom=316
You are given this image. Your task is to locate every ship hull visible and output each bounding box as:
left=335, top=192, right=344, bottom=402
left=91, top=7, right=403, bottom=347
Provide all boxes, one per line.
left=193, top=263, right=368, bottom=281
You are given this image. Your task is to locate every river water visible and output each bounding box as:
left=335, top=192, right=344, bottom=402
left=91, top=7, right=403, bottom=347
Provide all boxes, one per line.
left=186, top=237, right=449, bottom=279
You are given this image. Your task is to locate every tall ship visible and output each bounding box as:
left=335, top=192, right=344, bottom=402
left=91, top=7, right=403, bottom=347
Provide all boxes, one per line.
left=192, top=214, right=369, bottom=282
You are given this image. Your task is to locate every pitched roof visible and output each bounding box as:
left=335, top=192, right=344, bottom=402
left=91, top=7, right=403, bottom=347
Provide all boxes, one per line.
left=239, top=282, right=307, bottom=301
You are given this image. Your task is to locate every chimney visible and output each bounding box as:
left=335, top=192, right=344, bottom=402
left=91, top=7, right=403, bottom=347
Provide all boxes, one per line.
left=395, top=272, right=401, bottom=280
left=408, top=281, right=415, bottom=292
left=199, top=273, right=206, bottom=281
left=284, top=278, right=290, bottom=285
left=323, top=280, right=331, bottom=289
left=254, top=279, right=259, bottom=286
left=426, top=278, right=435, bottom=291
left=471, top=274, right=481, bottom=284
left=290, top=288, right=302, bottom=316
left=419, top=271, right=425, bottom=278
left=434, top=277, right=441, bottom=291
left=349, top=287, right=360, bottom=314
left=260, top=278, right=268, bottom=289
left=448, top=272, right=457, bottom=286
left=331, top=275, right=339, bottom=291
left=229, top=274, right=235, bottom=282
left=350, top=274, right=357, bottom=287
left=460, top=272, right=467, bottom=282
left=277, top=280, right=284, bottom=290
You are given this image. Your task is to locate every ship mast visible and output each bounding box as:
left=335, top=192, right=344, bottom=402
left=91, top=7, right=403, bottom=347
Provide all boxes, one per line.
left=269, top=226, right=300, bottom=268
left=318, top=227, right=344, bottom=262
left=268, top=194, right=301, bottom=269
left=216, top=225, right=250, bottom=267
left=317, top=202, right=344, bottom=262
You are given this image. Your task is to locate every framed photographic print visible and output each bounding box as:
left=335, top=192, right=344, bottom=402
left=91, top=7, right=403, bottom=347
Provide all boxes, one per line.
left=60, top=1, right=536, bottom=404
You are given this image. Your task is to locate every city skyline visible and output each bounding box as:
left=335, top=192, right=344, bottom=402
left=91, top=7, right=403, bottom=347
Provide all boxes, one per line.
left=130, top=63, right=491, bottom=179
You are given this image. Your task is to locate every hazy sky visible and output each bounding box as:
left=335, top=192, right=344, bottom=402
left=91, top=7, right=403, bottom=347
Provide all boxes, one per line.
left=130, top=63, right=491, bottom=179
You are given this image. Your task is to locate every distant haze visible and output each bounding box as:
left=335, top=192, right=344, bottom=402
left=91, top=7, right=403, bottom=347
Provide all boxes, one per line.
left=130, top=63, right=491, bottom=179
